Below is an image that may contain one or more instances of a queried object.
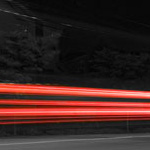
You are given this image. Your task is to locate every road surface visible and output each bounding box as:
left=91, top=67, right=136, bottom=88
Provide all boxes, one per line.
left=1, top=134, right=150, bottom=150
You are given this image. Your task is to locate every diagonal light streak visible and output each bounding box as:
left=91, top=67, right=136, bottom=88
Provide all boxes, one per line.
left=0, top=83, right=150, bottom=99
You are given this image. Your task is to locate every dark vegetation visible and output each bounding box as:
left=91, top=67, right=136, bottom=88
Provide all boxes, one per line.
left=0, top=29, right=150, bottom=82
left=88, top=46, right=150, bottom=80
left=0, top=30, right=60, bottom=83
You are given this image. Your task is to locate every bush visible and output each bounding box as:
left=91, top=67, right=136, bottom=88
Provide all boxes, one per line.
left=0, top=30, right=61, bottom=82
left=89, top=46, right=150, bottom=80
left=0, top=69, right=32, bottom=83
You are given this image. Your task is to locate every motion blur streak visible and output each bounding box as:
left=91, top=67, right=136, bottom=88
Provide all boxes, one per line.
left=1, top=84, right=150, bottom=124
left=1, top=100, right=150, bottom=107
left=1, top=117, right=150, bottom=125
left=1, top=108, right=150, bottom=116
left=1, top=115, right=149, bottom=120
left=0, top=83, right=150, bottom=99
left=1, top=115, right=149, bottom=119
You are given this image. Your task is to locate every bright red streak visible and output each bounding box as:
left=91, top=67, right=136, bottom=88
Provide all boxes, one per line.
left=1, top=108, right=150, bottom=116
left=1, top=100, right=150, bottom=107
left=1, top=84, right=150, bottom=124
left=0, top=115, right=149, bottom=120
left=1, top=117, right=150, bottom=125
left=0, top=83, right=150, bottom=99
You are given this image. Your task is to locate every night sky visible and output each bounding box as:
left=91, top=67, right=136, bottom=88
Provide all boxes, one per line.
left=22, top=0, right=150, bottom=24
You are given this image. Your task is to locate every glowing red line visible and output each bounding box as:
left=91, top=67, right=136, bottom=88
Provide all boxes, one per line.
left=1, top=117, right=150, bottom=125
left=1, top=100, right=150, bottom=107
left=0, top=115, right=148, bottom=121
left=0, top=83, right=150, bottom=99
left=0, top=83, right=146, bottom=93
left=1, top=108, right=150, bottom=116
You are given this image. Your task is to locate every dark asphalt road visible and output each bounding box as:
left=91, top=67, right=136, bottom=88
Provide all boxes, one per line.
left=0, top=134, right=150, bottom=150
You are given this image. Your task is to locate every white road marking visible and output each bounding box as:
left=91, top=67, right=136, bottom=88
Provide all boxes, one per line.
left=0, top=135, right=150, bottom=146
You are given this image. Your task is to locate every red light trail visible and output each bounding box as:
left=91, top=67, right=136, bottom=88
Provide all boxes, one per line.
left=0, top=99, right=150, bottom=107
left=0, top=84, right=150, bottom=124
left=0, top=83, right=150, bottom=99
left=0, top=115, right=149, bottom=121
left=1, top=108, right=150, bottom=116
left=1, top=117, right=150, bottom=125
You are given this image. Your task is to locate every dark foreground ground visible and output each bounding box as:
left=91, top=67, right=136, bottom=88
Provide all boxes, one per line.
left=1, top=134, right=150, bottom=150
